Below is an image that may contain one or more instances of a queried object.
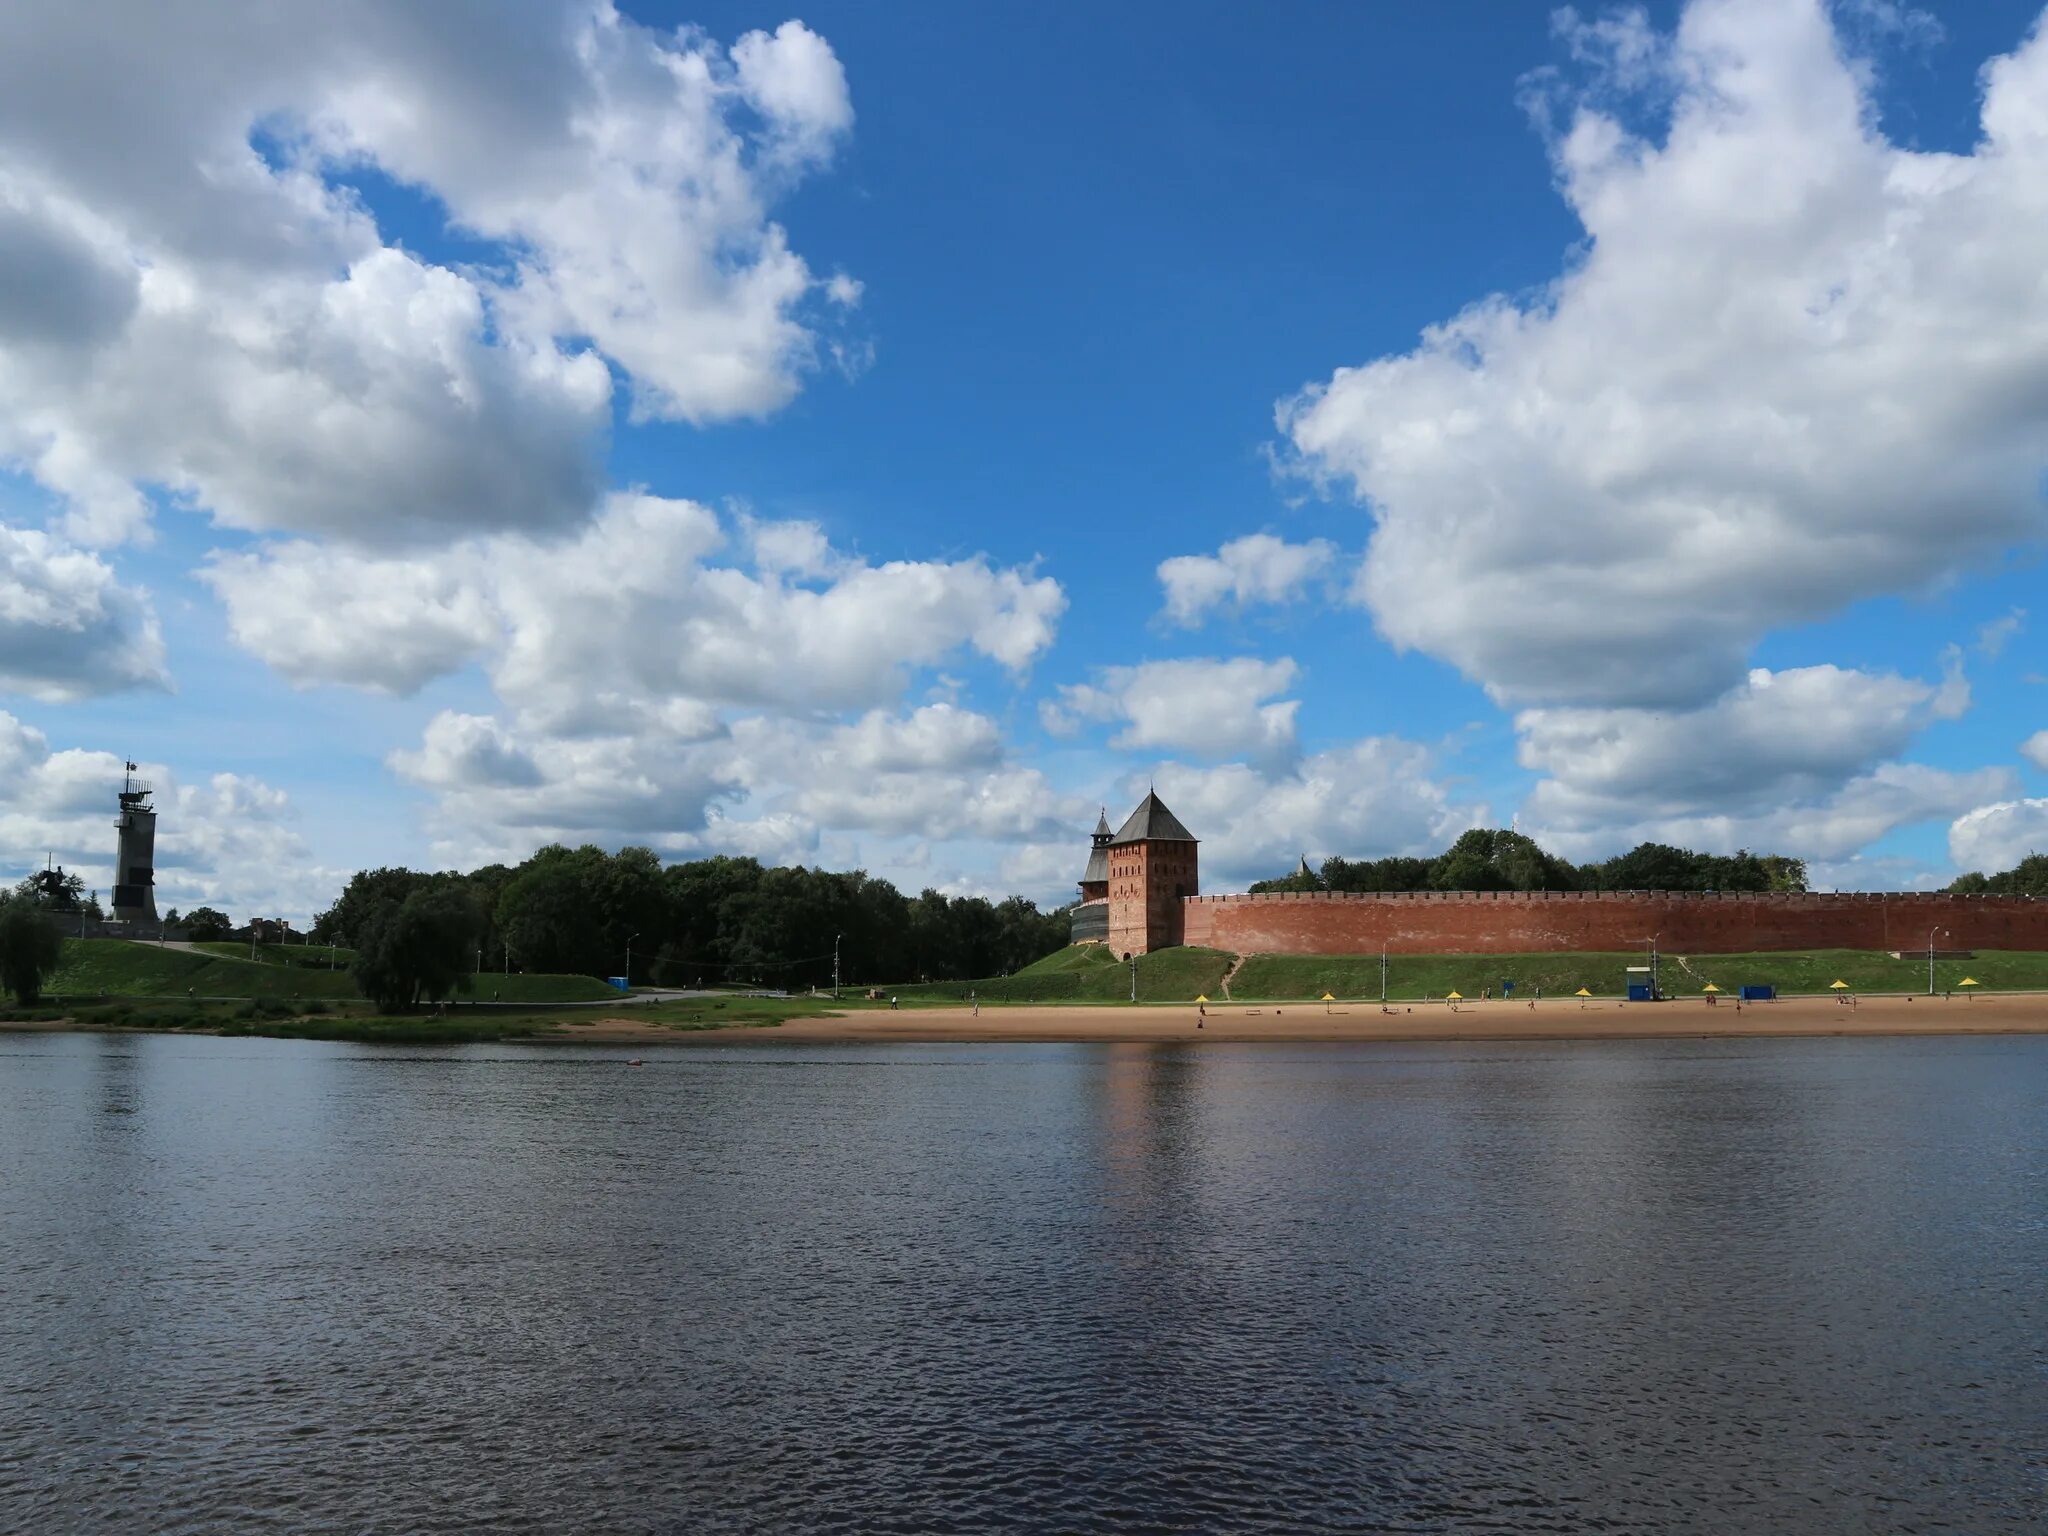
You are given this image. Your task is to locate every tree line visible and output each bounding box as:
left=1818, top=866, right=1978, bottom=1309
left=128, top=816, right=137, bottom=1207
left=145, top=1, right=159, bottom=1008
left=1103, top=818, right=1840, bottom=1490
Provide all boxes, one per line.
left=1249, top=828, right=1810, bottom=896
left=1948, top=852, right=2048, bottom=896
left=309, top=845, right=1074, bottom=1008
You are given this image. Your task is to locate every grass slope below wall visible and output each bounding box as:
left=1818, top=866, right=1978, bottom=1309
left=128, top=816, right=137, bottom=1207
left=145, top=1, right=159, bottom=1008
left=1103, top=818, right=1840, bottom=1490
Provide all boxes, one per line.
left=1231, top=948, right=2048, bottom=1000
left=891, top=945, right=1235, bottom=1003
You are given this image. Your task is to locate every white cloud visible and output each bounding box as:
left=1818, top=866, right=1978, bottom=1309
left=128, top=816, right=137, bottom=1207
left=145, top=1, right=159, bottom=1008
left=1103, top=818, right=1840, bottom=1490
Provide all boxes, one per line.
left=1156, top=533, right=1338, bottom=627
left=391, top=701, right=1085, bottom=886
left=1518, top=663, right=2003, bottom=860
left=1154, top=738, right=1488, bottom=890
left=203, top=494, right=1066, bottom=714
left=1949, top=797, right=2048, bottom=874
left=0, top=522, right=167, bottom=698
left=1518, top=664, right=1957, bottom=818
left=0, top=3, right=857, bottom=547
left=1283, top=0, right=2048, bottom=709
left=1049, top=657, right=1302, bottom=766
left=1978, top=608, right=2026, bottom=658
left=202, top=541, right=498, bottom=693
left=388, top=712, right=543, bottom=790
left=0, top=710, right=331, bottom=921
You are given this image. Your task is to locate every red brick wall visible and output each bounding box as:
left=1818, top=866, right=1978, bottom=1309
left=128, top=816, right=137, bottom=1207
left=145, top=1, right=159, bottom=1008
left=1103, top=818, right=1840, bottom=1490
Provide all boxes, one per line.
left=1180, top=890, right=2048, bottom=955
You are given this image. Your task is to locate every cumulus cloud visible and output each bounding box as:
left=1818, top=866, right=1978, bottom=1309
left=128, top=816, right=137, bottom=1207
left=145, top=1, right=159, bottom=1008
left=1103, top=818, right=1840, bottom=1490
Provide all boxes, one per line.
left=0, top=2, right=855, bottom=547
left=0, top=710, right=331, bottom=920
left=1156, top=533, right=1338, bottom=627
left=1518, top=663, right=2002, bottom=859
left=1543, top=762, right=2015, bottom=867
left=1949, top=797, right=2048, bottom=875
left=2022, top=729, right=2048, bottom=772
left=1282, top=0, right=2048, bottom=709
left=390, top=701, right=1085, bottom=884
left=1046, top=657, right=1302, bottom=766
left=203, top=541, right=498, bottom=693
left=1518, top=665, right=1961, bottom=819
left=1152, top=738, right=1487, bottom=890
left=204, top=494, right=1066, bottom=715
left=0, top=522, right=167, bottom=698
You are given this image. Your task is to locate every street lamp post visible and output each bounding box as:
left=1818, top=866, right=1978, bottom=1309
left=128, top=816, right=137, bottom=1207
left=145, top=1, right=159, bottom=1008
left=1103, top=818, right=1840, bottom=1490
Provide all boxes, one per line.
left=833, top=933, right=841, bottom=999
left=625, top=932, right=641, bottom=988
left=1128, top=952, right=1138, bottom=1003
left=1380, top=943, right=1388, bottom=1003
left=1928, top=926, right=1946, bottom=995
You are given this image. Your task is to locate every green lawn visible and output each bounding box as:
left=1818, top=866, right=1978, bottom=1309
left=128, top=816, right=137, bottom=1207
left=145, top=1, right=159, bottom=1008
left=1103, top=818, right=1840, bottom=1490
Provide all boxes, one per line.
left=191, top=941, right=357, bottom=969
left=1230, top=948, right=2048, bottom=1000
left=890, top=945, right=1235, bottom=1003
left=45, top=939, right=617, bottom=1004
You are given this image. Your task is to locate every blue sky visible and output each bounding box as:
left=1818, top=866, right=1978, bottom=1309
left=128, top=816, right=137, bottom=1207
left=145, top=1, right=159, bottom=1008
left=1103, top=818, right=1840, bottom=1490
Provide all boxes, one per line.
left=1, top=0, right=2046, bottom=920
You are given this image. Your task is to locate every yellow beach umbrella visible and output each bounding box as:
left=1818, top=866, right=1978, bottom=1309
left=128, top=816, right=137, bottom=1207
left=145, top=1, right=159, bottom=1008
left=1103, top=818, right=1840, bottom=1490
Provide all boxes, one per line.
left=1959, top=977, right=1980, bottom=988
left=1574, top=987, right=1593, bottom=997
left=1194, top=994, right=1209, bottom=1003
left=1445, top=990, right=1464, bottom=1001
left=1829, top=979, right=1850, bottom=991
left=1320, top=991, right=1336, bottom=1002
left=1701, top=983, right=1721, bottom=994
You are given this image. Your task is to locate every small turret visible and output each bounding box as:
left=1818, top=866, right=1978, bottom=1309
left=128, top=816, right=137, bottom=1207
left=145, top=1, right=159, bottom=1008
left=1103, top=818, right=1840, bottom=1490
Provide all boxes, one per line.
left=1078, top=809, right=1113, bottom=902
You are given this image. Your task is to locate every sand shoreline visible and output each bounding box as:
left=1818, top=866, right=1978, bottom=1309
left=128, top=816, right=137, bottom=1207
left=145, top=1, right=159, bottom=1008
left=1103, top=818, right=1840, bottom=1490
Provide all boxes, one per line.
left=7, top=993, right=2040, bottom=1047
left=549, top=992, right=2048, bottom=1045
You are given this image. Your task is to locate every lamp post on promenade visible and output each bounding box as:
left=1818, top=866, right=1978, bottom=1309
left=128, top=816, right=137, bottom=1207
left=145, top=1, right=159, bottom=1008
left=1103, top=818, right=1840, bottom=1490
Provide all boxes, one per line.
left=833, top=933, right=841, bottom=999
left=1380, top=943, right=1388, bottom=1003
left=1129, top=952, right=1138, bottom=1004
left=625, top=932, right=640, bottom=988
left=1928, top=926, right=1946, bottom=995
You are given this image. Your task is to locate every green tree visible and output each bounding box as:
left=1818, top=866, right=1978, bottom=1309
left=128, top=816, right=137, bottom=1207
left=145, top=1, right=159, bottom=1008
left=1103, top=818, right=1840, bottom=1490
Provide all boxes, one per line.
left=182, top=906, right=234, bottom=941
left=0, top=895, right=64, bottom=1005
left=353, top=887, right=482, bottom=1012
left=1430, top=829, right=1576, bottom=891
left=1954, top=851, right=2048, bottom=896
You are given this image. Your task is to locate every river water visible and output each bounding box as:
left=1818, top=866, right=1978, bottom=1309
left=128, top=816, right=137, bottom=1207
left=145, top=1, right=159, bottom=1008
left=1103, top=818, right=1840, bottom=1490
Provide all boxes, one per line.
left=2, top=1031, right=2045, bottom=1533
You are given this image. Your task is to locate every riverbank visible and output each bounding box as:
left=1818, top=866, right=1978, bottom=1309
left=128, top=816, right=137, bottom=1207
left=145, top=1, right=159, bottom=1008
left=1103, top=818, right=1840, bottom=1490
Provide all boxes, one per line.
left=8, top=992, right=2041, bottom=1046
left=539, top=991, right=2048, bottom=1044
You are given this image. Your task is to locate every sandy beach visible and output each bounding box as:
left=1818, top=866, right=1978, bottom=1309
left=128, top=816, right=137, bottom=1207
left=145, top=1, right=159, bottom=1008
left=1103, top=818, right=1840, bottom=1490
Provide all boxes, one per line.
left=550, top=992, right=2048, bottom=1045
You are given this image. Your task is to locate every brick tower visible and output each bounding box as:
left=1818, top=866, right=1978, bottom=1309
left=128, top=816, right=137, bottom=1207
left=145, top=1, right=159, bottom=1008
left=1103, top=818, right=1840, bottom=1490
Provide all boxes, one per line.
left=1105, top=791, right=1199, bottom=955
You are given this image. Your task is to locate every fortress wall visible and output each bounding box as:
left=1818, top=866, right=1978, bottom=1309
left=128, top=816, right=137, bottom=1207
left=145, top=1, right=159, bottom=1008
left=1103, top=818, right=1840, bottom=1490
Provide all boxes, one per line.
left=1179, top=890, right=2048, bottom=955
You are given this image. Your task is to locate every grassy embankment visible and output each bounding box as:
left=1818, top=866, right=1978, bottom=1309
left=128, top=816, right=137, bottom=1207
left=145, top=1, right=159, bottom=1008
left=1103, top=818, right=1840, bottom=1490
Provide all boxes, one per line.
left=890, top=944, right=1236, bottom=1003
left=1229, top=948, right=2048, bottom=1000
left=44, top=938, right=619, bottom=1004
left=888, top=945, right=2048, bottom=1006
left=190, top=941, right=357, bottom=969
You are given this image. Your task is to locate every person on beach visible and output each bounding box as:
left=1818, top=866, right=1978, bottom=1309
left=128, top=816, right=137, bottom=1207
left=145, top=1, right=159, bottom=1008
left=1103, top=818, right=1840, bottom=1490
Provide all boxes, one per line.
left=1197, top=1002, right=1205, bottom=1029
left=971, top=992, right=979, bottom=1018
left=890, top=995, right=898, bottom=1010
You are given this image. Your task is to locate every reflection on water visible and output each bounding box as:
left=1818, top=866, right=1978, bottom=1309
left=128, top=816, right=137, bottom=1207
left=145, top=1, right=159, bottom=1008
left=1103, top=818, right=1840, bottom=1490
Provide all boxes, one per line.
left=2, top=1032, right=2045, bottom=1533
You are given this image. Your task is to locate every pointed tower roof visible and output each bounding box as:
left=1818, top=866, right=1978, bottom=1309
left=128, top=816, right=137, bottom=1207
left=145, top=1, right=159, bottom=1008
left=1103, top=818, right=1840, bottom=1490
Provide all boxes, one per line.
left=1079, top=808, right=1114, bottom=888
left=1108, top=791, right=1197, bottom=846
left=1297, top=854, right=1315, bottom=878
